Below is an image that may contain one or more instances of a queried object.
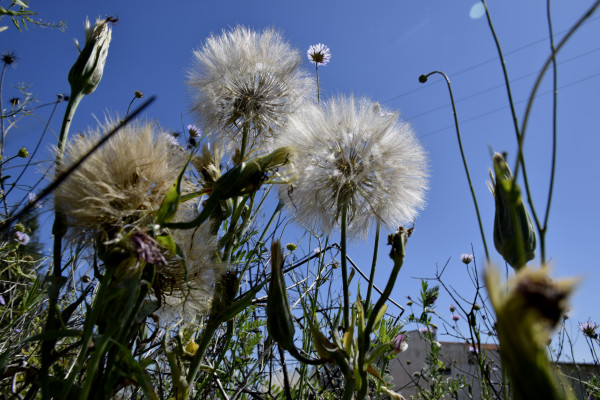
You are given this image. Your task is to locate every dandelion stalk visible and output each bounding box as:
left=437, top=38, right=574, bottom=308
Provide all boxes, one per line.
left=419, top=71, right=490, bottom=261
left=341, top=202, right=350, bottom=329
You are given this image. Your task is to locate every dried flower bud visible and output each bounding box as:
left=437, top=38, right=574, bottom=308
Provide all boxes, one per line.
left=486, top=265, right=577, bottom=399
left=134, top=90, right=143, bottom=98
left=68, top=17, right=112, bottom=96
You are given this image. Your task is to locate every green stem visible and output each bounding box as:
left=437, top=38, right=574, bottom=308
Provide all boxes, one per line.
left=340, top=203, right=350, bottom=329
left=316, top=64, right=321, bottom=103
left=239, top=121, right=249, bottom=162
left=420, top=71, right=490, bottom=261
left=186, top=319, right=220, bottom=390
left=341, top=375, right=356, bottom=400
left=540, top=0, right=557, bottom=265
left=364, top=221, right=380, bottom=309
left=42, top=91, right=85, bottom=400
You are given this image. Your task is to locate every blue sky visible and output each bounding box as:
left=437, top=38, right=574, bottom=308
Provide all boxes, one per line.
left=2, top=0, right=600, bottom=361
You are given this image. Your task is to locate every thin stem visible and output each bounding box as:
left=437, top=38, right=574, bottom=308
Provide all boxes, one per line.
left=420, top=71, right=490, bottom=261
left=42, top=91, right=85, bottom=400
left=341, top=203, right=350, bottom=329
left=316, top=64, right=321, bottom=103
left=0, top=62, right=10, bottom=216
left=186, top=319, right=220, bottom=389
left=364, top=221, right=380, bottom=308
left=518, top=0, right=600, bottom=176
left=481, top=0, right=542, bottom=248
left=4, top=96, right=62, bottom=199
left=240, top=121, right=249, bottom=162
left=541, top=0, right=558, bottom=265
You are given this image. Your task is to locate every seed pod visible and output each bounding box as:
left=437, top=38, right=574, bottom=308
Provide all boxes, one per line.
left=266, top=241, right=298, bottom=354
left=490, top=153, right=536, bottom=270
left=266, top=241, right=324, bottom=365
left=68, top=17, right=112, bottom=96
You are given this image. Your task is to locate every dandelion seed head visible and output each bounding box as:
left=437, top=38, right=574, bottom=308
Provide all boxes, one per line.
left=277, top=96, right=428, bottom=238
left=157, top=202, right=225, bottom=321
left=187, top=26, right=314, bottom=153
left=54, top=116, right=185, bottom=234
left=307, top=43, right=331, bottom=66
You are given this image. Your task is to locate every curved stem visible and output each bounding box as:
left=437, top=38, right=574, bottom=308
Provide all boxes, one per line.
left=481, top=0, right=542, bottom=248
left=541, top=0, right=558, bottom=265
left=420, top=71, right=490, bottom=261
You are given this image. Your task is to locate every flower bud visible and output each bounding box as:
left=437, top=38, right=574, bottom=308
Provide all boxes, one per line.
left=68, top=17, right=112, bottom=96
left=490, top=153, right=536, bottom=270
left=17, top=147, right=28, bottom=158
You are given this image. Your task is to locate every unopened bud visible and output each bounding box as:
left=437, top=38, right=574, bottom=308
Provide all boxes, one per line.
left=68, top=17, right=112, bottom=96
left=17, top=147, right=28, bottom=158
left=490, top=153, right=536, bottom=270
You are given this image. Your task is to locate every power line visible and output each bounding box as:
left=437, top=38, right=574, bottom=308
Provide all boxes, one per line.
left=406, top=45, right=600, bottom=121
left=418, top=70, right=600, bottom=138
left=383, top=15, right=600, bottom=104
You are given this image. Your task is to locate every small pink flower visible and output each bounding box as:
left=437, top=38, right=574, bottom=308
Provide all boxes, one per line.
left=460, top=253, right=474, bottom=264
left=451, top=314, right=461, bottom=322
left=392, top=334, right=408, bottom=353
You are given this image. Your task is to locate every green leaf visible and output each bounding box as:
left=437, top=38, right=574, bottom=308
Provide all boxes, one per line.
left=155, top=154, right=191, bottom=225
left=156, top=233, right=177, bottom=255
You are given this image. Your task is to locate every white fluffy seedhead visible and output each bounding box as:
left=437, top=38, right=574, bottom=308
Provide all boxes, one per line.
left=187, top=25, right=314, bottom=153
left=277, top=96, right=429, bottom=239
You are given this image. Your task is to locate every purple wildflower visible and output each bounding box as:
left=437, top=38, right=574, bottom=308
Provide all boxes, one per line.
left=307, top=43, right=331, bottom=66
left=14, top=231, right=30, bottom=245
left=131, top=232, right=167, bottom=266
left=579, top=321, right=599, bottom=338
left=392, top=334, right=408, bottom=353
left=451, top=314, right=461, bottom=322
left=419, top=326, right=436, bottom=335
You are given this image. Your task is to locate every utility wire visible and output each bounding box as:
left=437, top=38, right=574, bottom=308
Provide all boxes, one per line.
left=418, top=70, right=600, bottom=138
left=383, top=15, right=600, bottom=104
left=406, top=45, right=600, bottom=121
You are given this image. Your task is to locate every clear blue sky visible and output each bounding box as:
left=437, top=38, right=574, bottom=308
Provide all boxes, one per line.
left=3, top=0, right=600, bottom=361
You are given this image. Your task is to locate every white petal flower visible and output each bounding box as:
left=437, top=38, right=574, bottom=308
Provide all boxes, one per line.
left=187, top=26, right=314, bottom=153
left=307, top=43, right=331, bottom=66
left=278, top=96, right=428, bottom=238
